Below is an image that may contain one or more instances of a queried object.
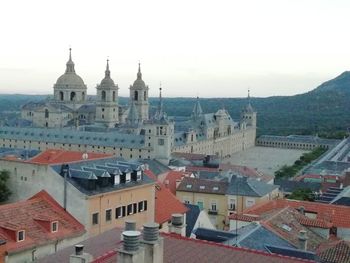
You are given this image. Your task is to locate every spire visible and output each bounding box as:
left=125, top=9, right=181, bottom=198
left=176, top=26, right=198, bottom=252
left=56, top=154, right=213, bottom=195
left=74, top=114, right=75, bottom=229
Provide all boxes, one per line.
left=105, top=58, right=110, bottom=78
left=243, top=88, right=254, bottom=113
left=65, top=48, right=75, bottom=74
left=154, top=83, right=167, bottom=121
left=137, top=62, right=142, bottom=79
left=192, top=96, right=203, bottom=120
left=247, top=89, right=251, bottom=105
left=126, top=101, right=139, bottom=124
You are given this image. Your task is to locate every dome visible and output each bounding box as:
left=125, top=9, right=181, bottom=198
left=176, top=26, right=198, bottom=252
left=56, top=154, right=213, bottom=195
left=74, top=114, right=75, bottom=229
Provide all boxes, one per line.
left=54, top=73, right=86, bottom=90
left=54, top=49, right=86, bottom=90
left=98, top=60, right=116, bottom=89
left=131, top=63, right=147, bottom=90
left=243, top=103, right=254, bottom=113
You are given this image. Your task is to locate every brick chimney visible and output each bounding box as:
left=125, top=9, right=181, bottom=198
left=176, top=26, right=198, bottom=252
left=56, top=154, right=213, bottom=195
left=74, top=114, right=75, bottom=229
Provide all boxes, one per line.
left=69, top=244, right=93, bottom=263
left=142, top=222, right=164, bottom=263
left=298, top=230, right=308, bottom=251
left=169, top=213, right=186, bottom=236
left=117, top=231, right=144, bottom=263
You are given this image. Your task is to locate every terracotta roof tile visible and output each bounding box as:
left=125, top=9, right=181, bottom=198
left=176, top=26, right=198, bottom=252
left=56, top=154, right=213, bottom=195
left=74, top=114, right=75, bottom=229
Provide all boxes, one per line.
left=144, top=170, right=188, bottom=224
left=158, top=170, right=189, bottom=194
left=243, top=199, right=350, bottom=228
left=0, top=190, right=85, bottom=254
left=28, top=149, right=112, bottom=165
left=317, top=240, right=350, bottom=263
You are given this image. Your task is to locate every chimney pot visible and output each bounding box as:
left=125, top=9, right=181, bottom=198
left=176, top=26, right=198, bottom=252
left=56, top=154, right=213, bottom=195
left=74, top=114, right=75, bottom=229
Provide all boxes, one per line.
left=123, top=231, right=141, bottom=252
left=171, top=214, right=184, bottom=226
left=143, top=222, right=159, bottom=242
left=125, top=220, right=137, bottom=231
left=75, top=244, right=84, bottom=255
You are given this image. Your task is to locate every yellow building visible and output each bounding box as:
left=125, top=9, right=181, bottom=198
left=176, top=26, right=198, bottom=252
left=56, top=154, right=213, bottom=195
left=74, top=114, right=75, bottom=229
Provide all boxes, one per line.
left=1, top=149, right=155, bottom=237
left=176, top=175, right=279, bottom=229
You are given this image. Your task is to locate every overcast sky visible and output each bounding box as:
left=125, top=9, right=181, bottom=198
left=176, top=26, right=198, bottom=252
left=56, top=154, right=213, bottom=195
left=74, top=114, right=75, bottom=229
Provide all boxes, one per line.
left=1, top=0, right=350, bottom=98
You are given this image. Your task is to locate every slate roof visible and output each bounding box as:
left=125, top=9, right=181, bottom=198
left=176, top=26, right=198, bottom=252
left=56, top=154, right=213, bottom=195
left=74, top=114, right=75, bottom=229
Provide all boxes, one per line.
left=331, top=197, right=350, bottom=206
left=274, top=179, right=322, bottom=194
left=40, top=227, right=311, bottom=263
left=142, top=159, right=171, bottom=176
left=0, top=126, right=146, bottom=148
left=184, top=204, right=201, bottom=237
left=177, top=177, right=228, bottom=195
left=193, top=227, right=237, bottom=245
left=28, top=149, right=112, bottom=165
left=234, top=223, right=295, bottom=252
left=50, top=157, right=154, bottom=196
left=227, top=174, right=278, bottom=197
left=0, top=148, right=40, bottom=160
left=243, top=198, right=350, bottom=228
left=0, top=190, right=85, bottom=254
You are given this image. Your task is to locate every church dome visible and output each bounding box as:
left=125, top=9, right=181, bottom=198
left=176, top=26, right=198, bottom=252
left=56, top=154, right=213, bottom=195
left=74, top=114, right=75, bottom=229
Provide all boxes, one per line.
left=54, top=49, right=86, bottom=90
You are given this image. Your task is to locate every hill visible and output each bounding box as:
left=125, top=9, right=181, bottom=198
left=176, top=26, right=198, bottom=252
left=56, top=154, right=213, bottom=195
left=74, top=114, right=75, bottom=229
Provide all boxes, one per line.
left=0, top=71, right=349, bottom=138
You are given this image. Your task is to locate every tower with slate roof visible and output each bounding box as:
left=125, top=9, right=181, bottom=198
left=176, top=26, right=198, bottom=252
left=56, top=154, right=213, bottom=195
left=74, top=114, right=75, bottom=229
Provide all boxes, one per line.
left=95, top=59, right=119, bottom=127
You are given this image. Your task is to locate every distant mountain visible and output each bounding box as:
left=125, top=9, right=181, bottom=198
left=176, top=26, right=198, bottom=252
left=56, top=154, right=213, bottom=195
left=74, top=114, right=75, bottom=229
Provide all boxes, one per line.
left=0, top=71, right=349, bottom=137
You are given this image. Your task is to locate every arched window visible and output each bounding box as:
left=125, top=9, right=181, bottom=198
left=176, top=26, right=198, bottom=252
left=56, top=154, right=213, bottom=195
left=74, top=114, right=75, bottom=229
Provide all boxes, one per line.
left=113, top=91, right=116, bottom=102
left=82, top=92, right=85, bottom=101
left=144, top=91, right=147, bottom=101
left=59, top=91, right=64, bottom=101
left=102, top=91, right=106, bottom=101
left=70, top=92, right=76, bottom=101
left=134, top=91, right=138, bottom=101
left=45, top=109, right=49, bottom=118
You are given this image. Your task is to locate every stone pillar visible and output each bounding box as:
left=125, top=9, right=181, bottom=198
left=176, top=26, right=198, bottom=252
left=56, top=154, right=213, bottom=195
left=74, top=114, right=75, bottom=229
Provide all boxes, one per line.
left=142, top=222, right=164, bottom=263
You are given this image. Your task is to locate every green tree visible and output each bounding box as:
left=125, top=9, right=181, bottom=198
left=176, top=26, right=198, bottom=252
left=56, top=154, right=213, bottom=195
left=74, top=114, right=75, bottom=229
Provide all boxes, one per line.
left=0, top=170, right=11, bottom=202
left=288, top=188, right=315, bottom=201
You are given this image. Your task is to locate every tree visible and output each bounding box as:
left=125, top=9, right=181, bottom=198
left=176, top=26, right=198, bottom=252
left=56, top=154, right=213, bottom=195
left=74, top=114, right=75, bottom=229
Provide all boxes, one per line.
left=288, top=188, right=315, bottom=201
left=0, top=170, right=11, bottom=202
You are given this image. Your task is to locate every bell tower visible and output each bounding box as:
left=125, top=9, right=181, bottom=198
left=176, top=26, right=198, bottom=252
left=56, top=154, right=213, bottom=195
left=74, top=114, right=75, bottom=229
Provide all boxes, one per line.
left=95, top=59, right=119, bottom=127
left=129, top=63, right=149, bottom=122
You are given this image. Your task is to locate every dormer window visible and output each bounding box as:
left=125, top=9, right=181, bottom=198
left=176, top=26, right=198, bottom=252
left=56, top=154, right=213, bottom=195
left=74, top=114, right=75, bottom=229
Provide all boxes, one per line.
left=51, top=221, right=58, bottom=233
left=213, top=186, right=219, bottom=191
left=186, top=184, right=192, bottom=189
left=199, top=185, right=205, bottom=190
left=17, top=230, right=25, bottom=242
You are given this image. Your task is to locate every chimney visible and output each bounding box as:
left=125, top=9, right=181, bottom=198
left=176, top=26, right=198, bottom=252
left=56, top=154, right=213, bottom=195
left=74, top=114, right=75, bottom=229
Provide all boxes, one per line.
left=69, top=245, right=93, bottom=263
left=121, top=220, right=137, bottom=241
left=117, top=231, right=144, bottom=263
left=299, top=206, right=305, bottom=215
left=175, top=179, right=182, bottom=189
left=298, top=230, right=308, bottom=251
left=142, top=222, right=164, bottom=263
left=169, top=213, right=186, bottom=236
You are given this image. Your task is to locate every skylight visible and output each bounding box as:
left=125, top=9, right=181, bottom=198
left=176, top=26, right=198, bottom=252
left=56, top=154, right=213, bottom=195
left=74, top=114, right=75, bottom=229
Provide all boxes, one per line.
left=213, top=186, right=219, bottom=191
left=281, top=224, right=292, bottom=232
left=186, top=184, right=192, bottom=189
left=199, top=185, right=205, bottom=190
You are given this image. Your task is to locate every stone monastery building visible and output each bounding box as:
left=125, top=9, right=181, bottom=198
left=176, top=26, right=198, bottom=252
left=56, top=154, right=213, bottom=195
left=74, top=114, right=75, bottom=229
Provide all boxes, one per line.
left=0, top=49, right=257, bottom=163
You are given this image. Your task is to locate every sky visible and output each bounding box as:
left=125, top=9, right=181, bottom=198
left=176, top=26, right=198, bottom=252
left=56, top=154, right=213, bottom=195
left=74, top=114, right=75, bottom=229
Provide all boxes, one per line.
left=1, top=0, right=350, bottom=98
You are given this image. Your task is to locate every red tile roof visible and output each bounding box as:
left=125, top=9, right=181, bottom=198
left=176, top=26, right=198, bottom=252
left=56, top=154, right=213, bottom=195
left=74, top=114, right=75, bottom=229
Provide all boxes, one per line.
left=229, top=213, right=260, bottom=222
left=243, top=199, right=350, bottom=228
left=144, top=170, right=188, bottom=224
left=158, top=170, right=189, bottom=194
left=0, top=190, right=85, bottom=254
left=40, top=227, right=313, bottom=263
left=28, top=149, right=112, bottom=165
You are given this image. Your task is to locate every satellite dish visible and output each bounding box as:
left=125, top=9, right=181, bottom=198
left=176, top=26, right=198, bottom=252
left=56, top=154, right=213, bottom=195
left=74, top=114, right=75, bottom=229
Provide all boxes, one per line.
left=82, top=152, right=89, bottom=160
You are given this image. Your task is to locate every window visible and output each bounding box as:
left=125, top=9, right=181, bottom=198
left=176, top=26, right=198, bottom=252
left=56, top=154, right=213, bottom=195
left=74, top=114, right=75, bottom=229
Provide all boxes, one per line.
left=101, top=90, right=106, bottom=101
left=186, top=184, right=192, bottom=189
left=113, top=91, right=116, bottom=101
left=45, top=109, right=49, bottom=118
left=51, top=221, right=58, bottom=232
left=59, top=91, right=64, bottom=101
left=213, top=186, right=219, bottom=191
left=92, top=213, right=99, bottom=225
left=144, top=91, right=147, bottom=101
left=126, top=173, right=131, bottom=182
left=158, top=139, right=164, bottom=145
left=211, top=202, right=217, bottom=211
left=134, top=90, right=138, bottom=101
left=70, top=92, right=76, bottom=101
left=199, top=185, right=205, bottom=190
left=245, top=199, right=255, bottom=208
left=229, top=199, right=236, bottom=210
left=127, top=204, right=133, bottom=215
left=138, top=201, right=144, bottom=212
left=122, top=206, right=126, bottom=217
left=144, top=200, right=147, bottom=211
left=133, top=203, right=137, bottom=214
left=106, top=209, right=112, bottom=221
left=116, top=207, right=122, bottom=218
left=17, top=230, right=25, bottom=242
left=197, top=201, right=204, bottom=210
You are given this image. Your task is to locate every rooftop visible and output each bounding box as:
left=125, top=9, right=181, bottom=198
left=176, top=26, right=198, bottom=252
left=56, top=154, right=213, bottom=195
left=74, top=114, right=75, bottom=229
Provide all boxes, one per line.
left=28, top=149, right=112, bottom=165
left=177, top=177, right=228, bottom=195
left=243, top=198, right=350, bottom=228
left=0, top=190, right=85, bottom=254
